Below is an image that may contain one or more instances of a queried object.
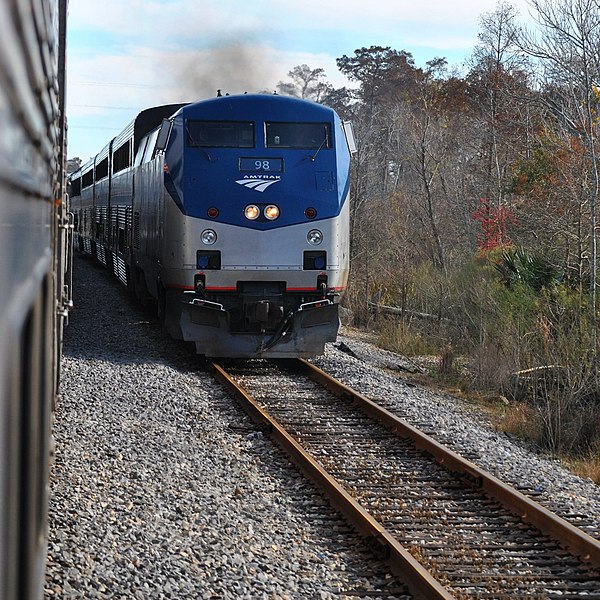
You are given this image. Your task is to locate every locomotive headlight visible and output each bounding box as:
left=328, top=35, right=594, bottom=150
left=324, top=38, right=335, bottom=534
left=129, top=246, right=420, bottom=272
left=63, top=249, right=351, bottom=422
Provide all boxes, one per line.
left=307, top=229, right=323, bottom=245
left=264, top=205, right=279, bottom=220
left=201, top=229, right=217, bottom=245
left=244, top=205, right=260, bottom=220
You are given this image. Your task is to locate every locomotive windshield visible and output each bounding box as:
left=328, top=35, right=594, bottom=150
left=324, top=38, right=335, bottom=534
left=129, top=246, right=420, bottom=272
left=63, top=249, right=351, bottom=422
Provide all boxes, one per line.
left=186, top=120, right=255, bottom=148
left=266, top=122, right=332, bottom=149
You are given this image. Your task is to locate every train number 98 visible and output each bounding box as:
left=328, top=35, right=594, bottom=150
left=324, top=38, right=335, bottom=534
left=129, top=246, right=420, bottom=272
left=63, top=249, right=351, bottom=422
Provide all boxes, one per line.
left=239, top=157, right=283, bottom=173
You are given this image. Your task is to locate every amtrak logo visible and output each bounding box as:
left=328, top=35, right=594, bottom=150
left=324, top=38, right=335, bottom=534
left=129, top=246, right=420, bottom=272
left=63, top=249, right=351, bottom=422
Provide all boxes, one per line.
left=235, top=175, right=281, bottom=192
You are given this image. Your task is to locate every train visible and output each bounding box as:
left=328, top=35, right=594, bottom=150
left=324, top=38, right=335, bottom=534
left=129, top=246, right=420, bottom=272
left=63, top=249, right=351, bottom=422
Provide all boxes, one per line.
left=0, top=1, right=70, bottom=599
left=69, top=93, right=356, bottom=358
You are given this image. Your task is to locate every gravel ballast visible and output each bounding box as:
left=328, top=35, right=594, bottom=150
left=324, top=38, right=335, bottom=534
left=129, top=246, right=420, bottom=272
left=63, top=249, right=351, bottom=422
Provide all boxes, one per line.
left=45, top=257, right=405, bottom=599
left=45, top=255, right=600, bottom=598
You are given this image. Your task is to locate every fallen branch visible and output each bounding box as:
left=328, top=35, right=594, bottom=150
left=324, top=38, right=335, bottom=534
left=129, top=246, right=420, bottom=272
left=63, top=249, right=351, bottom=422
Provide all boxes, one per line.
left=513, top=365, right=564, bottom=377
left=368, top=301, right=450, bottom=323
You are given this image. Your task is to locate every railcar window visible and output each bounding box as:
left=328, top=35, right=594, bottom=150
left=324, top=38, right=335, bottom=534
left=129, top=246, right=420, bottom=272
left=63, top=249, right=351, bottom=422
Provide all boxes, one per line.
left=134, top=137, right=149, bottom=167
left=95, top=157, right=108, bottom=181
left=143, top=130, right=159, bottom=163
left=266, top=122, right=332, bottom=149
left=70, top=177, right=81, bottom=196
left=186, top=120, right=255, bottom=148
left=82, top=170, right=93, bottom=188
left=113, top=140, right=132, bottom=173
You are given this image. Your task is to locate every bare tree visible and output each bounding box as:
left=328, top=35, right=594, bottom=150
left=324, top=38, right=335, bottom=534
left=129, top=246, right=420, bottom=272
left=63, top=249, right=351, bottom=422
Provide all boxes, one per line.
left=276, top=64, right=333, bottom=101
left=405, top=59, right=451, bottom=272
left=469, top=2, right=532, bottom=206
left=519, top=0, right=600, bottom=355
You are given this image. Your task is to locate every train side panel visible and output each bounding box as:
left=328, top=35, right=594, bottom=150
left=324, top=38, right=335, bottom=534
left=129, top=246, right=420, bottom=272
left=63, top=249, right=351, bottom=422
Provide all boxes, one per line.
left=0, top=1, right=68, bottom=598
left=134, top=156, right=166, bottom=296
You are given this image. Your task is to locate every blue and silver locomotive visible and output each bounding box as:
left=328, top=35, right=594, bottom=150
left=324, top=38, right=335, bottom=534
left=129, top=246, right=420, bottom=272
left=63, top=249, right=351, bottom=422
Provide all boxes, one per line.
left=70, top=93, right=355, bottom=357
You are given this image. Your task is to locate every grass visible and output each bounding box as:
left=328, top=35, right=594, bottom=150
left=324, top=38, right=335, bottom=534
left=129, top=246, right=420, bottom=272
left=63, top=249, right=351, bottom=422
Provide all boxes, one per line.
left=565, top=453, right=600, bottom=483
left=498, top=403, right=543, bottom=443
left=356, top=322, right=600, bottom=485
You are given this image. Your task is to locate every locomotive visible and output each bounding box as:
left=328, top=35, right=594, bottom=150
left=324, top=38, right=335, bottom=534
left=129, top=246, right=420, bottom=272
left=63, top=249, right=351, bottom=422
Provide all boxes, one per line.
left=0, top=1, right=70, bottom=599
left=70, top=93, right=355, bottom=357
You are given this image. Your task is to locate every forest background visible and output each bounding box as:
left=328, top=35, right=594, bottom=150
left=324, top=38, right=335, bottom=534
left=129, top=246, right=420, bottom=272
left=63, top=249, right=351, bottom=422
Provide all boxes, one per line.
left=276, top=0, right=600, bottom=471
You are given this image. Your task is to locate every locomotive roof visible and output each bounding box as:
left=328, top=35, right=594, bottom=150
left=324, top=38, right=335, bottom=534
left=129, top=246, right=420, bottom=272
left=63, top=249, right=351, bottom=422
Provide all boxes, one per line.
left=69, top=95, right=337, bottom=179
left=178, top=93, right=336, bottom=119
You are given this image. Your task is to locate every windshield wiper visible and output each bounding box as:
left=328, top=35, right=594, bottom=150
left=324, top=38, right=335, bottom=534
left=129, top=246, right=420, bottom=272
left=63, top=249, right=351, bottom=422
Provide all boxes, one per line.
left=310, top=135, right=328, bottom=162
left=186, top=124, right=214, bottom=162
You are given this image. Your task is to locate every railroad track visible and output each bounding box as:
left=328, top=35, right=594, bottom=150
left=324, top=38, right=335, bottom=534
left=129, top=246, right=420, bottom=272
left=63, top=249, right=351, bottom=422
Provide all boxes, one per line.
left=212, top=358, right=600, bottom=599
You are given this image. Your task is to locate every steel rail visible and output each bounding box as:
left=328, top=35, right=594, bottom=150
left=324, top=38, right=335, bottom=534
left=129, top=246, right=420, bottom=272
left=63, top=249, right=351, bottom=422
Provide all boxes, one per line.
left=211, top=361, right=453, bottom=600
left=298, top=358, right=600, bottom=568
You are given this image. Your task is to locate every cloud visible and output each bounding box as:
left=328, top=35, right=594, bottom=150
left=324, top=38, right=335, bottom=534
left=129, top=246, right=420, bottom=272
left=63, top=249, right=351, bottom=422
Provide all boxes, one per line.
left=68, top=0, right=532, bottom=50
left=248, top=0, right=531, bottom=28
left=67, top=42, right=349, bottom=120
left=68, top=0, right=262, bottom=46
left=66, top=0, right=534, bottom=159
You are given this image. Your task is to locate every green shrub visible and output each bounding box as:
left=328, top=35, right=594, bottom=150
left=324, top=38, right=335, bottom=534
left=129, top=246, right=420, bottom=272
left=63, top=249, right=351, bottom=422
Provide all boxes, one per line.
left=360, top=246, right=599, bottom=456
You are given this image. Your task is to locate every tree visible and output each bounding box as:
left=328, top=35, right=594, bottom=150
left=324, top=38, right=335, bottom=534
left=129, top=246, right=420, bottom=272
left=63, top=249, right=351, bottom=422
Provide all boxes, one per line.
left=276, top=64, right=333, bottom=101
left=337, top=46, right=420, bottom=113
left=509, top=128, right=590, bottom=290
left=404, top=58, right=453, bottom=271
left=467, top=2, right=534, bottom=217
left=519, top=0, right=600, bottom=356
left=472, top=197, right=518, bottom=253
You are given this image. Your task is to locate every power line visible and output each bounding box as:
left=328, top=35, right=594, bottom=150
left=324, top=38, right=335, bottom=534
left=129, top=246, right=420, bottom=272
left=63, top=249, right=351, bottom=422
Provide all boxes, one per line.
left=70, top=104, right=140, bottom=110
left=69, top=125, right=123, bottom=130
left=72, top=79, right=160, bottom=89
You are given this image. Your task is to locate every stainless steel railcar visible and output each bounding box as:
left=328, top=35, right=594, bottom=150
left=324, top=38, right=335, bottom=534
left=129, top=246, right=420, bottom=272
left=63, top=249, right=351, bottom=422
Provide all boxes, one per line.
left=70, top=94, right=355, bottom=358
left=0, top=2, right=69, bottom=599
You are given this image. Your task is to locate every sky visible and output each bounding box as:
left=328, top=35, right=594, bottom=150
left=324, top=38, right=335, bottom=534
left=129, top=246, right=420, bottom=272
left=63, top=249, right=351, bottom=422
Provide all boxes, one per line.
left=66, top=0, right=532, bottom=163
